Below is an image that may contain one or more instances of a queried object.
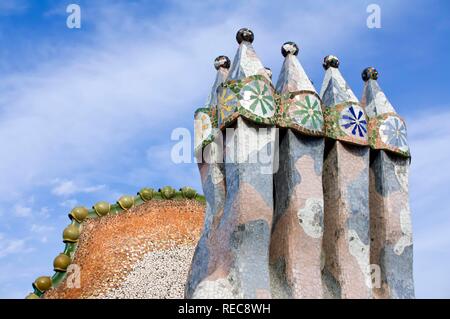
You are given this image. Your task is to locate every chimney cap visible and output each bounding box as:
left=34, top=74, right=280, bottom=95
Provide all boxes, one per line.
left=236, top=28, right=254, bottom=44
left=214, top=55, right=231, bottom=70
left=362, top=67, right=379, bottom=81
left=281, top=41, right=299, bottom=57
left=323, top=55, right=340, bottom=70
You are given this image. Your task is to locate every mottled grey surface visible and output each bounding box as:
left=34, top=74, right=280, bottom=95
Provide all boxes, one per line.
left=273, top=129, right=323, bottom=226
left=231, top=220, right=271, bottom=298
left=370, top=150, right=414, bottom=299
left=381, top=245, right=414, bottom=298
left=185, top=233, right=210, bottom=298
left=372, top=150, right=404, bottom=196
left=218, top=118, right=274, bottom=298
left=223, top=120, right=275, bottom=208
left=185, top=160, right=225, bottom=298
left=361, top=78, right=396, bottom=118
left=205, top=67, right=229, bottom=108
left=346, top=152, right=370, bottom=246
left=269, top=257, right=292, bottom=299
left=322, top=268, right=341, bottom=299
left=203, top=163, right=226, bottom=233
left=227, top=41, right=266, bottom=81
left=322, top=77, right=352, bottom=108
left=275, top=53, right=316, bottom=94
left=322, top=141, right=372, bottom=298
left=320, top=67, right=359, bottom=107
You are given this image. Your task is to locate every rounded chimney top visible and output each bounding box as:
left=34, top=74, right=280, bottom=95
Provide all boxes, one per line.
left=214, top=55, right=231, bottom=70
left=281, top=41, right=299, bottom=57
left=323, top=55, right=340, bottom=70
left=236, top=28, right=254, bottom=44
left=362, top=67, right=379, bottom=81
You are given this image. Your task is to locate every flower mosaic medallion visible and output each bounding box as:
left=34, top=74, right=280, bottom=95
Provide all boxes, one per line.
left=339, top=105, right=368, bottom=138
left=379, top=116, right=409, bottom=152
left=239, top=79, right=275, bottom=118
left=218, top=87, right=237, bottom=126
left=290, top=95, right=323, bottom=131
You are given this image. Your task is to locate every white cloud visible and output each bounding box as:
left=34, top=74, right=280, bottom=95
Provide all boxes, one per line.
left=0, top=0, right=28, bottom=15
left=51, top=180, right=105, bottom=197
left=30, top=224, right=55, bottom=234
left=0, top=0, right=396, bottom=203
left=408, top=110, right=450, bottom=222
left=30, top=224, right=55, bottom=243
left=38, top=206, right=51, bottom=219
left=0, top=237, right=31, bottom=258
left=59, top=199, right=78, bottom=208
left=13, top=204, right=32, bottom=218
left=406, top=109, right=450, bottom=298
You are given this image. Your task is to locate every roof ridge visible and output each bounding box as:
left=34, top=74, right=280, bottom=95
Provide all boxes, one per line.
left=25, top=186, right=204, bottom=299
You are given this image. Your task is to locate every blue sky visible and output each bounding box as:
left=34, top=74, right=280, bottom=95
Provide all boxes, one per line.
left=0, top=0, right=449, bottom=298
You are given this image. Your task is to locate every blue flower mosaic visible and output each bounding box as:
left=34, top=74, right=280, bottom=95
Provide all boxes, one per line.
left=379, top=116, right=408, bottom=150
left=339, top=105, right=367, bottom=138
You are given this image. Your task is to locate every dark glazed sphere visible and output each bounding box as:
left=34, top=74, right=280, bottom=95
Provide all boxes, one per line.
left=214, top=56, right=231, bottom=70
left=362, top=67, right=379, bottom=81
left=281, top=41, right=299, bottom=57
left=322, top=55, right=340, bottom=70
left=236, top=28, right=254, bottom=44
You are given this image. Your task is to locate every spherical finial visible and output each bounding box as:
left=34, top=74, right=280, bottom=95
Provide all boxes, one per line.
left=93, top=201, right=110, bottom=216
left=160, top=186, right=176, bottom=200
left=214, top=55, right=230, bottom=70
left=362, top=67, right=379, bottom=81
left=53, top=253, right=71, bottom=272
left=323, top=55, right=340, bottom=70
left=63, top=224, right=80, bottom=243
left=236, top=28, right=254, bottom=44
left=265, top=67, right=272, bottom=79
left=117, top=195, right=134, bottom=210
left=69, top=206, right=88, bottom=223
left=138, top=187, right=155, bottom=201
left=180, top=186, right=197, bottom=199
left=33, top=276, right=52, bottom=293
left=281, top=41, right=299, bottom=57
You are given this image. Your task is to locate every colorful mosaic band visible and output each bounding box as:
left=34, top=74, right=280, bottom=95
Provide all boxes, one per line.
left=194, top=107, right=216, bottom=154
left=323, top=102, right=369, bottom=146
left=368, top=112, right=410, bottom=157
left=218, top=74, right=276, bottom=129
left=277, top=90, right=325, bottom=137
